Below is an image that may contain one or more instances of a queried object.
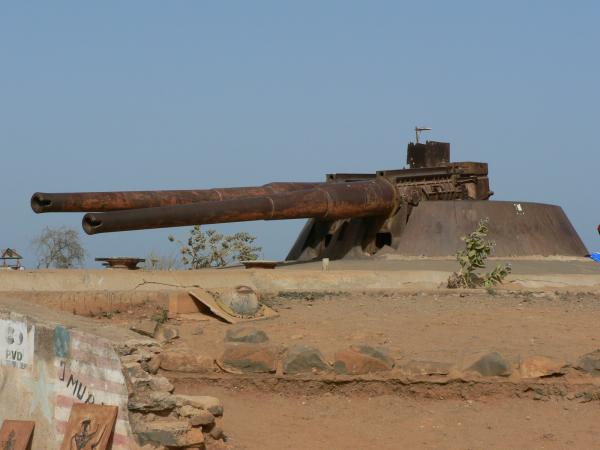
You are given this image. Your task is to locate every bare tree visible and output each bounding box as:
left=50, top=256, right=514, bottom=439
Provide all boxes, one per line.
left=32, top=226, right=86, bottom=268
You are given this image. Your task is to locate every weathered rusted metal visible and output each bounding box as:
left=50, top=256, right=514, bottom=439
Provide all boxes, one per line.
left=32, top=138, right=588, bottom=259
left=82, top=179, right=398, bottom=234
left=95, top=257, right=145, bottom=270
left=31, top=182, right=319, bottom=213
left=388, top=201, right=588, bottom=257
left=406, top=141, right=450, bottom=169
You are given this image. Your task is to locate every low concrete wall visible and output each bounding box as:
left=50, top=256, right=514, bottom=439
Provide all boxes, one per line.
left=1, top=266, right=599, bottom=296
left=0, top=268, right=454, bottom=293
left=0, top=298, right=152, bottom=449
left=2, top=290, right=173, bottom=316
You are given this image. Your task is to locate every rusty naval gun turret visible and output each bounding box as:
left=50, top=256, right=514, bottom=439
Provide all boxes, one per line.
left=31, top=140, right=588, bottom=260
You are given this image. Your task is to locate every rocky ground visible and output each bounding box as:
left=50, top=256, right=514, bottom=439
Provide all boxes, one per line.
left=115, top=288, right=600, bottom=449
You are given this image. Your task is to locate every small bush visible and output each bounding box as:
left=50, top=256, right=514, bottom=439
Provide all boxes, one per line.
left=152, top=308, right=169, bottom=324
left=447, top=219, right=511, bottom=289
left=169, top=226, right=261, bottom=269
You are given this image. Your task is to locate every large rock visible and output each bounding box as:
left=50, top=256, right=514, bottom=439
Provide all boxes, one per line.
left=400, top=360, right=453, bottom=377
left=135, top=419, right=204, bottom=447
left=189, top=410, right=216, bottom=427
left=123, top=361, right=150, bottom=379
left=129, top=372, right=174, bottom=393
left=146, top=355, right=161, bottom=374
left=160, top=349, right=214, bottom=373
left=130, top=320, right=159, bottom=337
left=178, top=404, right=203, bottom=417
left=283, top=345, right=330, bottom=374
left=333, top=344, right=394, bottom=375
left=466, top=352, right=512, bottom=377
left=176, top=395, right=224, bottom=416
left=575, top=349, right=600, bottom=376
left=225, top=326, right=269, bottom=344
left=219, top=343, right=280, bottom=373
left=128, top=390, right=177, bottom=412
left=519, top=356, right=567, bottom=378
left=155, top=325, right=180, bottom=343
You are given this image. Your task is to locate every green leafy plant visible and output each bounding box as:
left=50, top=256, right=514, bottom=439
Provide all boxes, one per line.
left=152, top=308, right=169, bottom=324
left=169, top=226, right=262, bottom=269
left=447, top=219, right=511, bottom=289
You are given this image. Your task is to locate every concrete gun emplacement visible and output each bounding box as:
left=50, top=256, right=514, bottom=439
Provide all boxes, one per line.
left=31, top=140, right=587, bottom=260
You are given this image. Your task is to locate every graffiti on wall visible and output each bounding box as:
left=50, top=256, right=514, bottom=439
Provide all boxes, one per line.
left=0, top=319, right=34, bottom=369
left=51, top=329, right=131, bottom=450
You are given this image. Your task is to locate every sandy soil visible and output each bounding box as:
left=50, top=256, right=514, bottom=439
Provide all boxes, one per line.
left=99, top=289, right=600, bottom=449
left=189, top=387, right=600, bottom=450
left=171, top=290, right=600, bottom=365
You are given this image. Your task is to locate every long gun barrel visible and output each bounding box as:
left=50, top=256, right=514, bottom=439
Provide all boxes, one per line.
left=30, top=139, right=589, bottom=260
left=82, top=179, right=397, bottom=235
left=31, top=182, right=320, bottom=213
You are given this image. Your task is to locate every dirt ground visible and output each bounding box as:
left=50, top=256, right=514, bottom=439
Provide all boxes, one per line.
left=103, top=289, right=600, bottom=449
left=171, top=290, right=600, bottom=366
left=188, top=387, right=600, bottom=450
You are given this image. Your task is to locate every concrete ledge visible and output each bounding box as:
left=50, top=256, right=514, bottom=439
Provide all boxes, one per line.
left=1, top=268, right=599, bottom=294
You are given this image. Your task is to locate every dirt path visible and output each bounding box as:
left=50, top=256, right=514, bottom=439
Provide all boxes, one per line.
left=176, top=385, right=600, bottom=450
left=160, top=290, right=600, bottom=449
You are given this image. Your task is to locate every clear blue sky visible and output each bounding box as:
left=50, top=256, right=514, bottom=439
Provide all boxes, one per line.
left=1, top=2, right=598, bottom=267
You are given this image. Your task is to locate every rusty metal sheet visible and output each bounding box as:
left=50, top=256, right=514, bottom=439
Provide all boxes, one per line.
left=393, top=200, right=588, bottom=257
left=406, top=141, right=450, bottom=168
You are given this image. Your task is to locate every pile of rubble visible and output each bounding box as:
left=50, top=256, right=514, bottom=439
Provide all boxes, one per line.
left=120, top=323, right=226, bottom=450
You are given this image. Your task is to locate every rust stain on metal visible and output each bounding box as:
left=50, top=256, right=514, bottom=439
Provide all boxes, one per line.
left=31, top=182, right=320, bottom=213
left=31, top=139, right=588, bottom=259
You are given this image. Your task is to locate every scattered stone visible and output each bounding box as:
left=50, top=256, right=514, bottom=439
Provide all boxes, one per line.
left=117, top=341, right=157, bottom=356
left=519, top=356, right=567, bottom=378
left=135, top=419, right=203, bottom=447
left=283, top=345, right=330, bottom=375
left=147, top=344, right=163, bottom=354
left=400, top=360, right=453, bottom=377
left=124, top=362, right=149, bottom=379
left=155, top=325, right=180, bottom=343
left=208, top=425, right=224, bottom=440
left=130, top=320, right=159, bottom=338
left=176, top=395, right=224, bottom=416
left=121, top=354, right=143, bottom=364
left=219, top=343, right=280, bottom=373
left=147, top=355, right=162, bottom=375
left=225, top=326, right=269, bottom=344
left=333, top=344, right=394, bottom=375
left=133, top=347, right=155, bottom=361
left=192, top=325, right=204, bottom=336
left=129, top=390, right=177, bottom=412
left=575, top=349, right=600, bottom=376
left=189, top=410, right=215, bottom=427
left=128, top=370, right=173, bottom=392
left=160, top=349, right=214, bottom=373
left=149, top=375, right=174, bottom=392
left=178, top=404, right=202, bottom=417
left=466, top=352, right=512, bottom=377
left=183, top=428, right=205, bottom=447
